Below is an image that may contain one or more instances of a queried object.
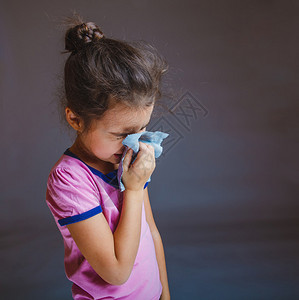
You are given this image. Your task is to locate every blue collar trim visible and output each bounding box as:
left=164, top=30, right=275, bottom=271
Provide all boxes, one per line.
left=64, top=149, right=119, bottom=189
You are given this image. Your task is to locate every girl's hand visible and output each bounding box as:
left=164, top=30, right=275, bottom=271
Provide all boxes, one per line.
left=121, top=142, right=156, bottom=192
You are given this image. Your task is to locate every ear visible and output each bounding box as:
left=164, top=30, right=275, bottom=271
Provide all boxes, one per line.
left=65, top=107, right=84, bottom=132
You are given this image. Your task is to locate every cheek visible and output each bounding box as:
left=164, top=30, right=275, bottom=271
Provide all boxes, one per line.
left=83, top=135, right=105, bottom=155
left=92, top=138, right=121, bottom=157
left=112, top=139, right=124, bottom=151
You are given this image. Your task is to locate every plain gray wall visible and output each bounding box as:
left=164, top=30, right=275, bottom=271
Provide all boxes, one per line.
left=1, top=1, right=298, bottom=299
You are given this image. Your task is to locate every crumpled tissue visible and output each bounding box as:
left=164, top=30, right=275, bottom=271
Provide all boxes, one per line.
left=117, top=131, right=169, bottom=191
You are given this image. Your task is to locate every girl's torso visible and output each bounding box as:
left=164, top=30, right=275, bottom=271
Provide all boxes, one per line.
left=46, top=150, right=162, bottom=300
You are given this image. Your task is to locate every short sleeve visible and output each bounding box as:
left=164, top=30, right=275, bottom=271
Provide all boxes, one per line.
left=46, top=166, right=102, bottom=226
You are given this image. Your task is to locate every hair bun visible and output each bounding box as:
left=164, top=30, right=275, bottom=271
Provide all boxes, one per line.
left=65, top=22, right=104, bottom=53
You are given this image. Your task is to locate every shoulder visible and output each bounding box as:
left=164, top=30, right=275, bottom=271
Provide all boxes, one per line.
left=46, top=154, right=101, bottom=219
left=47, top=154, right=96, bottom=188
left=46, top=153, right=101, bottom=201
left=48, top=153, right=88, bottom=174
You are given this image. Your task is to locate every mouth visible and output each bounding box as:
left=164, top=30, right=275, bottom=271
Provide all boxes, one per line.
left=114, top=153, right=123, bottom=160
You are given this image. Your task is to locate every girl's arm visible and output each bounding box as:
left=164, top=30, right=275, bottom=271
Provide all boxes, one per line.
left=144, top=187, right=171, bottom=300
left=67, top=188, right=144, bottom=285
left=67, top=144, right=155, bottom=286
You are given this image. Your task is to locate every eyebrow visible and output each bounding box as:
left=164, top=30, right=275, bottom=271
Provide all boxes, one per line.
left=109, top=121, right=150, bottom=136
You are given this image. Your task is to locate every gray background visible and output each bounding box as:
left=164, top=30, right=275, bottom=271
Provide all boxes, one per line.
left=1, top=0, right=299, bottom=299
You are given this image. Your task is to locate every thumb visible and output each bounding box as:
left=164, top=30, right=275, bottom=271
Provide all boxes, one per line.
left=122, top=148, right=133, bottom=172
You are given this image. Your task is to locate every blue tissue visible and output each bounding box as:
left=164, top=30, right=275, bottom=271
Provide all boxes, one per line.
left=117, top=131, right=169, bottom=192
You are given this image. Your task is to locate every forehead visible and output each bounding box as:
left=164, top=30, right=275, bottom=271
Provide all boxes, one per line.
left=100, top=103, right=153, bottom=131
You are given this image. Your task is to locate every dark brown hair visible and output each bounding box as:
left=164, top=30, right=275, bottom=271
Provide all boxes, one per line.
left=62, top=16, right=168, bottom=131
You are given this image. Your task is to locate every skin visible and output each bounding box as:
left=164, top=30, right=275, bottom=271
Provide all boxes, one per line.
left=66, top=103, right=153, bottom=174
left=65, top=102, right=170, bottom=299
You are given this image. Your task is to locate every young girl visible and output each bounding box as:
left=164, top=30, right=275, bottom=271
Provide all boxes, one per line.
left=46, top=17, right=170, bottom=300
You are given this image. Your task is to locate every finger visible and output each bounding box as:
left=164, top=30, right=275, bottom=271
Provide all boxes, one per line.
left=133, top=143, right=155, bottom=168
left=139, top=141, right=147, bottom=150
left=140, top=143, right=155, bottom=160
left=122, top=148, right=133, bottom=171
left=138, top=142, right=154, bottom=154
left=143, top=144, right=156, bottom=168
left=144, top=143, right=155, bottom=154
left=131, top=142, right=147, bottom=164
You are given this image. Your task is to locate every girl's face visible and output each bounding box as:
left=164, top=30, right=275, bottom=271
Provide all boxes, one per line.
left=71, top=103, right=154, bottom=170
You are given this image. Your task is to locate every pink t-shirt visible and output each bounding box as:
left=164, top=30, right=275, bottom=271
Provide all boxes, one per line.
left=46, top=149, right=162, bottom=300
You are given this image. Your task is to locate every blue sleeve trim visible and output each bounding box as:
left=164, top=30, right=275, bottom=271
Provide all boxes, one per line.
left=58, top=205, right=102, bottom=226
left=144, top=182, right=149, bottom=189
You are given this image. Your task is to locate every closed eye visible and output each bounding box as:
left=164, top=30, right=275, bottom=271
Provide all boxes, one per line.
left=109, top=122, right=149, bottom=138
left=116, top=135, right=127, bottom=140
